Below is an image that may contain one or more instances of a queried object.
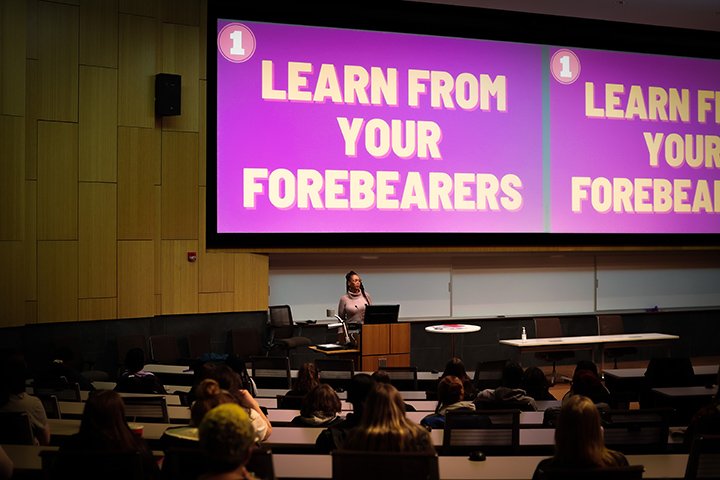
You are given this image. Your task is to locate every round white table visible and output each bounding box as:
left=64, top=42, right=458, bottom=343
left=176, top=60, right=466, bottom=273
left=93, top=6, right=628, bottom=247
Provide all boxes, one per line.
left=425, top=324, right=481, bottom=358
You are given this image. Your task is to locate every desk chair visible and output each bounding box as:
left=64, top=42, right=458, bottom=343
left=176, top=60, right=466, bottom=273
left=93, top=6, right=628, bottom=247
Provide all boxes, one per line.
left=685, top=435, right=720, bottom=480
left=36, top=393, right=62, bottom=419
left=187, top=331, right=212, bottom=360
left=534, top=317, right=575, bottom=385
left=382, top=366, right=419, bottom=391
left=0, top=411, right=34, bottom=445
left=597, top=314, right=637, bottom=368
left=149, top=334, right=182, bottom=364
left=277, top=393, right=304, bottom=409
left=227, top=328, right=266, bottom=360
left=473, top=359, right=507, bottom=391
left=34, top=382, right=82, bottom=402
left=268, top=305, right=311, bottom=357
left=602, top=408, right=672, bottom=454
left=40, top=449, right=145, bottom=480
left=537, top=465, right=645, bottom=480
left=316, top=358, right=355, bottom=391
left=250, top=355, right=292, bottom=389
left=162, top=446, right=275, bottom=480
left=122, top=395, right=170, bottom=423
left=442, top=409, right=520, bottom=456
left=332, top=450, right=439, bottom=480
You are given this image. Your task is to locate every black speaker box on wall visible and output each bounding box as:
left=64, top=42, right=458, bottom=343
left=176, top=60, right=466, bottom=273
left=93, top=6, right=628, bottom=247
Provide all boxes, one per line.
left=155, top=73, right=181, bottom=116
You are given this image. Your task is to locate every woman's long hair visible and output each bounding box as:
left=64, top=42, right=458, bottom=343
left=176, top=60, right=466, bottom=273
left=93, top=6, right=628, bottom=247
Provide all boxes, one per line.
left=300, top=384, right=341, bottom=418
left=346, top=383, right=431, bottom=452
left=293, top=362, right=320, bottom=395
left=345, top=270, right=370, bottom=304
left=436, top=375, right=464, bottom=413
left=191, top=378, right=236, bottom=426
left=554, top=395, right=617, bottom=467
left=78, top=390, right=140, bottom=451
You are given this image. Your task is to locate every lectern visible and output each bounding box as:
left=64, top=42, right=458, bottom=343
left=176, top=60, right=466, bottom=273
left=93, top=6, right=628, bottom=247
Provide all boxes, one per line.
left=360, top=323, right=410, bottom=371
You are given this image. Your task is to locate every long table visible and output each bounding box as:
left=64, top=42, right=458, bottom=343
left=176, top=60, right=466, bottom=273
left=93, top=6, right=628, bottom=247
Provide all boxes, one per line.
left=500, top=333, right=680, bottom=371
left=2, top=444, right=690, bottom=480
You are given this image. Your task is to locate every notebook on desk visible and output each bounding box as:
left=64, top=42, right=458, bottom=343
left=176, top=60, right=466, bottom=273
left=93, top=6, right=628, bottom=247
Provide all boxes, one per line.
left=315, top=343, right=345, bottom=351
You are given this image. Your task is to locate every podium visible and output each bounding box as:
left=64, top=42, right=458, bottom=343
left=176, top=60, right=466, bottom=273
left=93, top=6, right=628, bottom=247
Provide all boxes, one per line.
left=360, top=323, right=410, bottom=371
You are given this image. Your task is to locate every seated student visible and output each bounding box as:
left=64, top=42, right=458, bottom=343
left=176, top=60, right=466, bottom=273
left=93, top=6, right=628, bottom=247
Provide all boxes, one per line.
left=316, top=373, right=374, bottom=453
left=344, top=383, right=434, bottom=453
left=292, top=383, right=343, bottom=427
left=114, top=348, right=166, bottom=395
left=427, top=357, right=477, bottom=401
left=197, top=403, right=257, bottom=480
left=0, top=351, right=50, bottom=445
left=475, top=361, right=537, bottom=411
left=34, top=346, right=95, bottom=391
left=562, top=361, right=612, bottom=408
left=421, top=375, right=476, bottom=429
left=280, top=362, right=319, bottom=409
left=55, top=390, right=159, bottom=480
left=522, top=366, right=556, bottom=401
left=371, top=370, right=416, bottom=411
left=532, top=395, right=629, bottom=480
left=683, top=367, right=720, bottom=448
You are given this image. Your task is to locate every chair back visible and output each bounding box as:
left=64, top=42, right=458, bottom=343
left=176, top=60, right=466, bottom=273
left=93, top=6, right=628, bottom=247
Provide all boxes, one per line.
left=40, top=449, right=145, bottom=480
left=383, top=366, right=419, bottom=391
left=331, top=450, right=439, bottom=480
left=37, top=393, right=62, bottom=419
left=251, top=355, right=292, bottom=389
left=602, top=408, right=672, bottom=454
left=34, top=382, right=82, bottom=402
left=122, top=395, right=170, bottom=423
left=269, top=305, right=294, bottom=340
left=0, top=411, right=35, bottom=444
left=597, top=314, right=624, bottom=335
left=187, top=332, right=212, bottom=359
left=162, top=446, right=276, bottom=480
left=685, top=435, right=720, bottom=480
left=534, top=317, right=563, bottom=338
left=316, top=358, right=355, bottom=390
left=473, top=359, right=506, bottom=391
left=442, top=409, right=520, bottom=455
left=537, top=465, right=645, bottom=480
left=149, top=335, right=181, bottom=364
left=227, top=328, right=266, bottom=359
left=277, top=394, right=304, bottom=410
left=644, top=357, right=695, bottom=388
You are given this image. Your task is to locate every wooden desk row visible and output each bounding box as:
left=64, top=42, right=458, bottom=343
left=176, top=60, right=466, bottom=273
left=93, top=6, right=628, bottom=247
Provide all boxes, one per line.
left=3, top=444, right=690, bottom=480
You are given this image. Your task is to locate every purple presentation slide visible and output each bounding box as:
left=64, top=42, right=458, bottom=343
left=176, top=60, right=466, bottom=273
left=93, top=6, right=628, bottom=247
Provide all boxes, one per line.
left=216, top=20, right=544, bottom=233
left=549, top=48, right=720, bottom=233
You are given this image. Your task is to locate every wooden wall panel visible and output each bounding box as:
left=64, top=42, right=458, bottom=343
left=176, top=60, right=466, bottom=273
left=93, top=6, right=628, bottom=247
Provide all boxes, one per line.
left=38, top=1, right=78, bottom=121
left=161, top=239, right=198, bottom=314
left=79, top=182, right=117, bottom=298
left=160, top=0, right=199, bottom=26
left=118, top=127, right=159, bottom=239
left=198, top=80, right=205, bottom=186
left=79, top=0, right=118, bottom=68
left=0, top=115, right=25, bottom=240
left=1, top=0, right=26, bottom=116
left=79, top=66, right=118, bottom=182
left=0, top=241, right=25, bottom=327
left=119, top=0, right=157, bottom=17
left=38, top=121, right=78, bottom=240
left=233, top=254, right=269, bottom=312
left=24, top=180, right=37, bottom=302
left=118, top=240, right=155, bottom=318
left=198, top=186, right=233, bottom=293
left=199, top=0, right=206, bottom=81
left=199, top=292, right=234, bottom=313
left=26, top=0, right=38, bottom=60
left=160, top=23, right=199, bottom=132
left=161, top=131, right=198, bottom=239
left=118, top=13, right=156, bottom=128
left=79, top=297, right=117, bottom=321
left=38, top=241, right=78, bottom=323
left=25, top=59, right=39, bottom=180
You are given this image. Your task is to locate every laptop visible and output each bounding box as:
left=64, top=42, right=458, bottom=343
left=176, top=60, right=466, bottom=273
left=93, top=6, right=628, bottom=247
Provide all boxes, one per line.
left=363, top=304, right=400, bottom=324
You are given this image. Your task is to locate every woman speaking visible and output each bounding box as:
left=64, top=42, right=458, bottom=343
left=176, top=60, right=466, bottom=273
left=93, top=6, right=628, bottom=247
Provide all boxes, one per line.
left=338, top=270, right=372, bottom=324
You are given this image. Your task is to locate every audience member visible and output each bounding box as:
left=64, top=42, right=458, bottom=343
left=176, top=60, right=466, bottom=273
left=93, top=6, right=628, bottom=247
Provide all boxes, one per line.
left=437, top=357, right=478, bottom=401
left=532, top=395, right=628, bottom=480
left=114, top=348, right=166, bottom=395
left=198, top=403, right=257, bottom=480
left=683, top=366, right=720, bottom=448
left=55, top=390, right=159, bottom=480
left=421, top=375, right=476, bottom=429
left=279, top=362, right=319, bottom=409
left=371, top=369, right=417, bottom=411
left=562, top=361, right=612, bottom=407
left=475, top=361, right=537, bottom=411
left=292, top=383, right=343, bottom=427
left=0, top=351, right=50, bottom=445
left=34, top=346, right=94, bottom=391
left=315, top=373, right=374, bottom=452
left=0, top=446, right=12, bottom=480
left=344, top=383, right=434, bottom=452
left=522, top=366, right=556, bottom=401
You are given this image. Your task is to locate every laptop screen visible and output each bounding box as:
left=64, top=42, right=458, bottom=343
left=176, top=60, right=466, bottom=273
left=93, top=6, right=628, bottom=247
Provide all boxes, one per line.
left=364, top=304, right=400, bottom=324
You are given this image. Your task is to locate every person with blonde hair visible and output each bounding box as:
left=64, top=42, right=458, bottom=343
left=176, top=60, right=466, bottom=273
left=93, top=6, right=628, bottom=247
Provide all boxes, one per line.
left=198, top=403, right=257, bottom=480
left=532, top=395, right=628, bottom=479
left=344, top=383, right=434, bottom=452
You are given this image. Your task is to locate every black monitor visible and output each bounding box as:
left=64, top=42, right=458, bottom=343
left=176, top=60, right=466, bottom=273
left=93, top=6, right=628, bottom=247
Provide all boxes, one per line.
left=364, top=304, right=400, bottom=324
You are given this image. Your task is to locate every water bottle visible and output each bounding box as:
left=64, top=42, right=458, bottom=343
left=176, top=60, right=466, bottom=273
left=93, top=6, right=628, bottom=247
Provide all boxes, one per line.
left=521, top=326, right=527, bottom=341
